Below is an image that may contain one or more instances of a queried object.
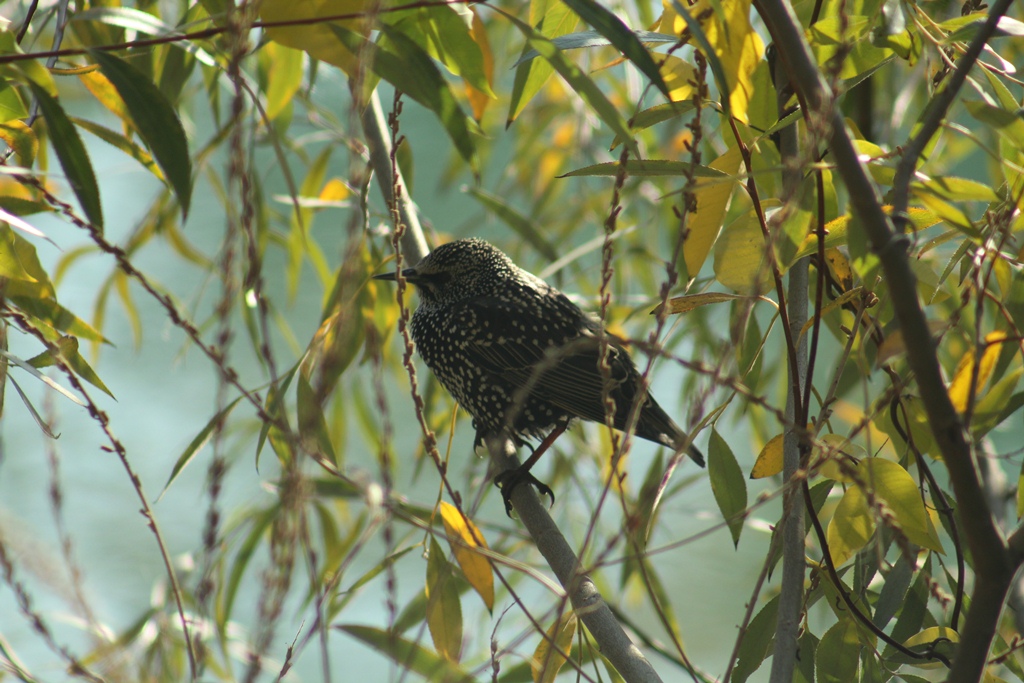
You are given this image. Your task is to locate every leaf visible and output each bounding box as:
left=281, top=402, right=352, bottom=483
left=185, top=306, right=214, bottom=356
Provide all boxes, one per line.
left=531, top=612, right=576, bottom=683
left=508, top=0, right=578, bottom=125
left=652, top=291, right=758, bottom=316
left=496, top=6, right=638, bottom=156
left=662, top=0, right=765, bottom=124
left=296, top=373, right=337, bottom=465
left=709, top=429, right=746, bottom=546
left=890, top=627, right=959, bottom=667
left=0, top=120, right=39, bottom=166
left=559, top=0, right=670, bottom=98
left=948, top=331, right=1009, bottom=413
left=826, top=481, right=874, bottom=567
left=688, top=144, right=742, bottom=278
left=713, top=203, right=774, bottom=294
left=816, top=619, right=863, bottom=683
left=260, top=0, right=365, bottom=74
left=514, top=29, right=680, bottom=67
left=438, top=501, right=494, bottom=611
left=861, top=459, right=943, bottom=552
left=261, top=42, right=305, bottom=121
left=425, top=537, right=463, bottom=662
left=9, top=295, right=106, bottom=343
left=160, top=397, right=243, bottom=499
left=732, top=595, right=778, bottom=683
left=560, top=159, right=730, bottom=178
left=964, top=100, right=1024, bottom=151
left=750, top=433, right=783, bottom=479
left=330, top=24, right=477, bottom=167
left=27, top=81, right=103, bottom=229
left=336, top=625, right=476, bottom=682
left=90, top=51, right=192, bottom=218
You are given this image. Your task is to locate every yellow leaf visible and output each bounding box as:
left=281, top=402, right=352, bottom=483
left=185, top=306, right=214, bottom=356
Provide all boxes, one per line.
left=948, top=331, right=1009, bottom=413
left=858, top=459, right=943, bottom=552
left=660, top=0, right=764, bottom=124
left=685, top=144, right=742, bottom=277
left=438, top=501, right=494, bottom=611
left=78, top=70, right=129, bottom=122
left=464, top=10, right=495, bottom=121
left=260, top=0, right=366, bottom=76
left=426, top=537, right=463, bottom=662
left=261, top=42, right=305, bottom=121
left=532, top=612, right=576, bottom=683
left=654, top=291, right=760, bottom=316
left=750, top=433, right=783, bottom=479
left=659, top=55, right=697, bottom=102
left=319, top=177, right=351, bottom=202
left=827, top=483, right=874, bottom=567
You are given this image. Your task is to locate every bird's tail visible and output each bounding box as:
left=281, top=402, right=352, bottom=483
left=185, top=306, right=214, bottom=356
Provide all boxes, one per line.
left=636, top=403, right=704, bottom=467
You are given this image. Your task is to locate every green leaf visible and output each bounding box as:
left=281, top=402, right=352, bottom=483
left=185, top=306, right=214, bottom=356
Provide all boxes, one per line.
left=426, top=536, right=463, bottom=662
left=296, top=372, right=337, bottom=465
left=330, top=24, right=476, bottom=167
left=9, top=295, right=107, bottom=343
left=732, top=595, right=778, bottom=683
left=336, top=625, right=476, bottom=683
left=964, top=100, right=1024, bottom=151
left=860, top=459, right=943, bottom=553
left=160, top=397, right=243, bottom=499
left=816, top=619, right=862, bottom=683
left=388, top=4, right=494, bottom=97
left=218, top=506, right=277, bottom=629
left=708, top=428, right=746, bottom=546
left=90, top=50, right=193, bottom=217
left=826, top=480, right=874, bottom=567
left=0, top=78, right=29, bottom=123
left=27, top=81, right=103, bottom=229
left=560, top=159, right=730, bottom=178
left=559, top=0, right=670, bottom=98
left=514, top=29, right=679, bottom=66
left=497, top=6, right=638, bottom=156
left=508, top=0, right=577, bottom=125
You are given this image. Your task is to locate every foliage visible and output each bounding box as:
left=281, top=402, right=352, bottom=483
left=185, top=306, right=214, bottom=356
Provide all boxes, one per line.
left=0, top=0, right=1023, bottom=682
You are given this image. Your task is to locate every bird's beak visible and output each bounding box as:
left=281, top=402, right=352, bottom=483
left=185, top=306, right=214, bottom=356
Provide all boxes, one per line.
left=373, top=268, right=418, bottom=282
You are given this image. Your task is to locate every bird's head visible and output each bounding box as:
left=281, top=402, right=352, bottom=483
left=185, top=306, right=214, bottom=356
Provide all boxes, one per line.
left=373, top=239, right=515, bottom=304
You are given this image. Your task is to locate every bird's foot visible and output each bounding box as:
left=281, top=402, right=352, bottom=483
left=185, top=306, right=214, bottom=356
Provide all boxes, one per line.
left=494, top=467, right=555, bottom=516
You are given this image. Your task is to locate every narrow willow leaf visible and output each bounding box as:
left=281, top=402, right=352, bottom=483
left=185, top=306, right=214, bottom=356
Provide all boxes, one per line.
left=708, top=428, right=746, bottom=546
left=90, top=50, right=193, bottom=217
left=732, top=595, right=778, bottom=683
left=508, top=0, right=577, bottom=125
left=560, top=159, right=729, bottom=178
left=336, top=625, right=476, bottom=682
left=532, top=612, right=576, bottom=683
left=426, top=537, right=464, bottom=662
left=513, top=29, right=679, bottom=67
left=438, top=501, right=494, bottom=611
left=160, top=396, right=243, bottom=498
left=27, top=81, right=103, bottom=229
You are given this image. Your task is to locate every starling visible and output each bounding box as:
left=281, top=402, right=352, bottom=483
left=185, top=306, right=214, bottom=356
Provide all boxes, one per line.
left=375, top=238, right=704, bottom=509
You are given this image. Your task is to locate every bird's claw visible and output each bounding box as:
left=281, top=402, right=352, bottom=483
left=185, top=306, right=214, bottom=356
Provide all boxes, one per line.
left=494, top=468, right=555, bottom=516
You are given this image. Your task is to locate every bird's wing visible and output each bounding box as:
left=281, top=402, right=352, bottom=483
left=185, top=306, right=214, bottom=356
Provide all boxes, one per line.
left=449, top=297, right=643, bottom=427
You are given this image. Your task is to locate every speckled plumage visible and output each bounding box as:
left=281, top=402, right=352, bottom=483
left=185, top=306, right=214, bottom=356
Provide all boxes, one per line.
left=376, top=239, right=704, bottom=468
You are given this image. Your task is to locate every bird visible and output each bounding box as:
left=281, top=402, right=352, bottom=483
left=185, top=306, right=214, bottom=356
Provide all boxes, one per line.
left=374, top=238, right=703, bottom=511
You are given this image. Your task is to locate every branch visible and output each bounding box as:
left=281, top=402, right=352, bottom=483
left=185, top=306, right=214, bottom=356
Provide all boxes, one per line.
left=486, top=437, right=664, bottom=683
left=768, top=48, right=808, bottom=683
left=754, top=1, right=1019, bottom=680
